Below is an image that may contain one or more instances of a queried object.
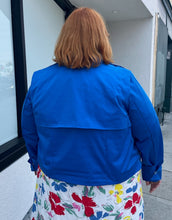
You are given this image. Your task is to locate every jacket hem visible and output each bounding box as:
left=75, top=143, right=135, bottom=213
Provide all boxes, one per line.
left=38, top=162, right=142, bottom=186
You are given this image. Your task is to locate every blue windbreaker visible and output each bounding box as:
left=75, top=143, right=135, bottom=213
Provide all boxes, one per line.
left=21, top=63, right=163, bottom=185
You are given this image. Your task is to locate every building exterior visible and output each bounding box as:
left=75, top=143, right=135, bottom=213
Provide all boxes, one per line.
left=0, top=0, right=172, bottom=219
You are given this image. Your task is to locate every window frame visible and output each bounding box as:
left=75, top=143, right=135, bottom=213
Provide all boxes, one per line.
left=162, top=0, right=172, bottom=21
left=0, top=0, right=27, bottom=172
left=0, top=0, right=75, bottom=172
left=53, top=0, right=76, bottom=19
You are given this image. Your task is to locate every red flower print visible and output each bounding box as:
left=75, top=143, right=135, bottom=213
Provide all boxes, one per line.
left=49, top=192, right=65, bottom=215
left=37, top=165, right=41, bottom=178
left=32, top=218, right=35, bottom=220
left=72, top=193, right=96, bottom=217
left=124, top=192, right=141, bottom=215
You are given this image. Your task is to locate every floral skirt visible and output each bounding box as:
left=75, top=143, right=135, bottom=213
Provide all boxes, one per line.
left=31, top=167, right=144, bottom=220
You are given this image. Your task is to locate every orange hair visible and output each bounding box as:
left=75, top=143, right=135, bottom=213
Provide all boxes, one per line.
left=53, top=7, right=113, bottom=69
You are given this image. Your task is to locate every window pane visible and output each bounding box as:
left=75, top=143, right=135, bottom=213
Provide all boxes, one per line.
left=0, top=1, right=17, bottom=145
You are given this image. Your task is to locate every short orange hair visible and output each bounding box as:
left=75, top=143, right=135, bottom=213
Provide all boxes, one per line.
left=53, top=7, right=113, bottom=69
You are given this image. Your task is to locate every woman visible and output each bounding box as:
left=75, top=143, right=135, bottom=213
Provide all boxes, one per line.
left=22, top=7, right=163, bottom=220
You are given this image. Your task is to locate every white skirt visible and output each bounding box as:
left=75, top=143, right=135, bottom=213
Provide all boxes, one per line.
left=31, top=167, right=144, bottom=220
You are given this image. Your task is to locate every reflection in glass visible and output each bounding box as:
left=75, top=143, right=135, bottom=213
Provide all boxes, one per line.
left=0, top=7, right=18, bottom=145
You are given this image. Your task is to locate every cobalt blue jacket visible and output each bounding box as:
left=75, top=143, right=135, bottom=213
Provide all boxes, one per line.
left=21, top=63, right=163, bottom=185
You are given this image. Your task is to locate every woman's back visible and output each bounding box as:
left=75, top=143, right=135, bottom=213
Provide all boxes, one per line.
left=31, top=63, right=130, bottom=129
left=25, top=63, right=141, bottom=185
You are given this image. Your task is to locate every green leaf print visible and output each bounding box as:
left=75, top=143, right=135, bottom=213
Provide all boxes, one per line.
left=115, top=214, right=123, bottom=220
left=37, top=212, right=44, bottom=220
left=56, top=192, right=61, bottom=200
left=115, top=216, right=122, bottom=220
left=97, top=186, right=106, bottom=194
left=62, top=203, right=73, bottom=209
left=88, top=186, right=95, bottom=197
left=123, top=196, right=132, bottom=201
left=44, top=200, right=49, bottom=211
left=102, top=204, right=114, bottom=212
left=65, top=208, right=78, bottom=216
left=82, top=186, right=89, bottom=196
left=38, top=199, right=41, bottom=206
left=43, top=176, right=50, bottom=186
left=110, top=211, right=119, bottom=216
left=127, top=176, right=134, bottom=184
left=109, top=211, right=123, bottom=220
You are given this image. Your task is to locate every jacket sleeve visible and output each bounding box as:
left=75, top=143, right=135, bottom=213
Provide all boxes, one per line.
left=128, top=72, right=163, bottom=182
left=21, top=86, right=38, bottom=171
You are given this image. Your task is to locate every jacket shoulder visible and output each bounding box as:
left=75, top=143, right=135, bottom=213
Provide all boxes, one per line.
left=34, top=63, right=57, bottom=75
left=109, top=63, right=132, bottom=73
left=106, top=63, right=133, bottom=82
left=31, top=63, right=59, bottom=82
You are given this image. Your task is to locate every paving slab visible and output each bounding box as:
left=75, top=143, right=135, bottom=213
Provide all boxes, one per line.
left=161, top=116, right=172, bottom=154
left=161, top=113, right=172, bottom=138
left=143, top=193, right=172, bottom=220
left=163, top=152, right=172, bottom=172
left=23, top=208, right=31, bottom=220
left=142, top=170, right=172, bottom=201
left=143, top=112, right=172, bottom=219
left=163, top=143, right=172, bottom=154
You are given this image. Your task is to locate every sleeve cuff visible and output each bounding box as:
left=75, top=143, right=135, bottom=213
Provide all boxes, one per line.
left=148, top=166, right=162, bottom=182
left=142, top=164, right=162, bottom=182
left=28, top=158, right=38, bottom=171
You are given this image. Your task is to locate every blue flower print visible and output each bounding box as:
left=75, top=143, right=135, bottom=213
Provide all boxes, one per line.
left=90, top=211, right=109, bottom=220
left=34, top=192, right=38, bottom=204
left=39, top=183, right=45, bottom=195
left=139, top=212, right=144, bottom=219
left=32, top=203, right=36, bottom=213
left=32, top=192, right=38, bottom=213
left=126, top=183, right=138, bottom=193
left=51, top=181, right=68, bottom=192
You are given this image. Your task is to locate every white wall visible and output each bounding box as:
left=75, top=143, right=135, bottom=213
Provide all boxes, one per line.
left=23, top=0, right=64, bottom=86
left=141, top=0, right=172, bottom=101
left=0, top=1, right=64, bottom=220
left=108, top=18, right=153, bottom=96
left=142, top=0, right=172, bottom=39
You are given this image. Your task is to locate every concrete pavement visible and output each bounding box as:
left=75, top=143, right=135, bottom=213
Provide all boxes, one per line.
left=143, top=112, right=172, bottom=220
